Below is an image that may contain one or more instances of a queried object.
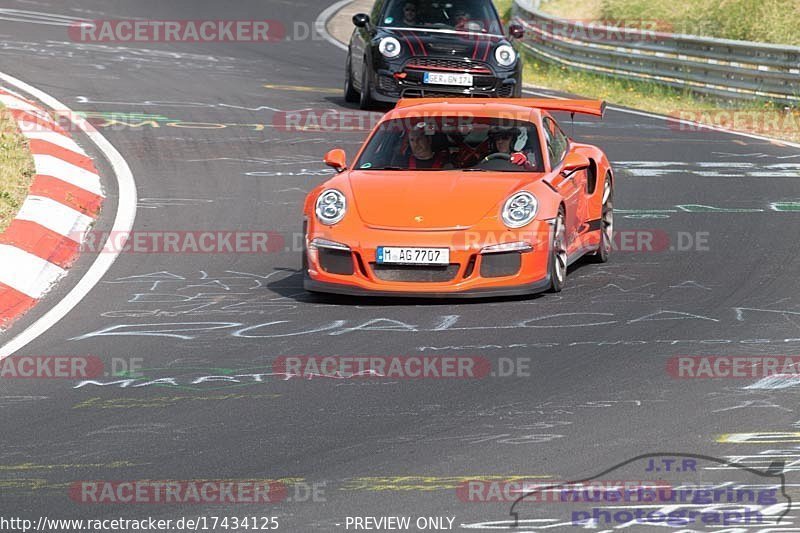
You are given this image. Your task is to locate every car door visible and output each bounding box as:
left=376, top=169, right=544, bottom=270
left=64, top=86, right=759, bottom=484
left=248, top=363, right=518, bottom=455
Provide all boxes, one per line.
left=543, top=116, right=581, bottom=251
left=558, top=125, right=591, bottom=243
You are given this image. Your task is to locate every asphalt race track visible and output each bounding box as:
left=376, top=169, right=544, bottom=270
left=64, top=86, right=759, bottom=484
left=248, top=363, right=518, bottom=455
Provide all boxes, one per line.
left=1, top=0, right=800, bottom=531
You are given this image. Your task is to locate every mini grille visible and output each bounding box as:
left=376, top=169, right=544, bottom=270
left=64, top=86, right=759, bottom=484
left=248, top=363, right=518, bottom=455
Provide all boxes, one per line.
left=405, top=58, right=493, bottom=74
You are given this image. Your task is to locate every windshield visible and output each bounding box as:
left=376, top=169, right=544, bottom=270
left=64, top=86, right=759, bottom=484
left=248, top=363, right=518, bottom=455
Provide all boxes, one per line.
left=380, top=0, right=502, bottom=33
left=354, top=116, right=544, bottom=172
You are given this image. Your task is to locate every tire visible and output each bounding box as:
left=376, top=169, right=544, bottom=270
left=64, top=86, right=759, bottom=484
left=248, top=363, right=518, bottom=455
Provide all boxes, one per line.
left=344, top=54, right=359, bottom=103
left=590, top=175, right=613, bottom=263
left=359, top=62, right=375, bottom=110
left=301, top=220, right=309, bottom=272
left=547, top=209, right=567, bottom=293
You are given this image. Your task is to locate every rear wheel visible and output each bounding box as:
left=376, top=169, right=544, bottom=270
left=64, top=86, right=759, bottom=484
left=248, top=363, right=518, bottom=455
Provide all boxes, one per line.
left=547, top=209, right=567, bottom=293
left=590, top=176, right=613, bottom=263
left=344, top=54, right=359, bottom=103
left=359, top=62, right=375, bottom=110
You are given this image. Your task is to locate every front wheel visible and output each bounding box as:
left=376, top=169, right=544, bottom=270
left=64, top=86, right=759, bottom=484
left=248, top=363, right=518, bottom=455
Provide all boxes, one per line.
left=590, top=175, right=613, bottom=263
left=344, top=54, right=359, bottom=103
left=301, top=220, right=309, bottom=272
left=547, top=209, right=567, bottom=293
left=359, top=62, right=375, bottom=110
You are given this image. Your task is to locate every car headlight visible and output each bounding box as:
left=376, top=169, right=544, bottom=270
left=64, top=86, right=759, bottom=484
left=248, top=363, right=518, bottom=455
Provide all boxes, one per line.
left=315, top=189, right=347, bottom=225
left=495, top=44, right=517, bottom=67
left=502, top=191, right=538, bottom=228
left=379, top=37, right=402, bottom=58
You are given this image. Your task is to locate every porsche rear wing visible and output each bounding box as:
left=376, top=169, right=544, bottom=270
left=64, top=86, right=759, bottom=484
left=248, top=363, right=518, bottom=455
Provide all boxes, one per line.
left=395, top=98, right=606, bottom=117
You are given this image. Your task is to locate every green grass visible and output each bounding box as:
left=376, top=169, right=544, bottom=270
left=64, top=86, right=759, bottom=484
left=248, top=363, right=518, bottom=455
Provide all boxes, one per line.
left=0, top=106, right=35, bottom=233
left=539, top=0, right=800, bottom=45
left=494, top=0, right=513, bottom=21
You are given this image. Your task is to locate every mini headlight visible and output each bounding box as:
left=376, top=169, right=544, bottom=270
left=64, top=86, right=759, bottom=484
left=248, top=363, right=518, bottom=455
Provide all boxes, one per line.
left=315, top=189, right=347, bottom=225
left=495, top=44, right=517, bottom=67
left=379, top=37, right=402, bottom=58
left=502, top=191, right=538, bottom=228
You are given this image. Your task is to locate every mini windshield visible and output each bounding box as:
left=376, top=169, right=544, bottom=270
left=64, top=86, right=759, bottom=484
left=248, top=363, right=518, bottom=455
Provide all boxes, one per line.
left=354, top=116, right=544, bottom=172
left=380, top=0, right=502, bottom=34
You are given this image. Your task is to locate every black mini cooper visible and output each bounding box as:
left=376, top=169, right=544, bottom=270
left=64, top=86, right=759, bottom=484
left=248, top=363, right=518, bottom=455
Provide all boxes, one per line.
left=345, top=0, right=525, bottom=109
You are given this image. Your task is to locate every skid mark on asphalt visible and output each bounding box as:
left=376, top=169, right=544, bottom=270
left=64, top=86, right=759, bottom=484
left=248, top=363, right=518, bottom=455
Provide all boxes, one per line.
left=616, top=160, right=800, bottom=178
left=263, top=83, right=340, bottom=93
left=137, top=198, right=215, bottom=209
left=0, top=395, right=49, bottom=406
left=73, top=393, right=282, bottom=409
left=0, top=476, right=307, bottom=494
left=718, top=433, right=800, bottom=444
left=341, top=475, right=551, bottom=492
left=0, top=461, right=143, bottom=472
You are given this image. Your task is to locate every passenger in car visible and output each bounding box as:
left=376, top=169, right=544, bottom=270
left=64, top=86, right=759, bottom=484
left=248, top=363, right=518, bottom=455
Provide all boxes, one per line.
left=486, top=127, right=537, bottom=169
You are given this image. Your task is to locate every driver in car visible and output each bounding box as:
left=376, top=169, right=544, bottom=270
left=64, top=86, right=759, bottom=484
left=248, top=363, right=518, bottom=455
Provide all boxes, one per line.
left=483, top=127, right=536, bottom=169
left=402, top=1, right=418, bottom=26
left=404, top=123, right=452, bottom=169
left=454, top=9, right=481, bottom=32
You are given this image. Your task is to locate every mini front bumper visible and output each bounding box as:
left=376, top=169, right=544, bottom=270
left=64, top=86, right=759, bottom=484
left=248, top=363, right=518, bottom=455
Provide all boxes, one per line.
left=304, top=221, right=553, bottom=298
left=371, top=62, right=520, bottom=101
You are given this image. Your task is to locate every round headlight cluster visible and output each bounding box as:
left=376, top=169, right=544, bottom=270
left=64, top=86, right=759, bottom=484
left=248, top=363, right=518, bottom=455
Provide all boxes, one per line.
left=315, top=189, right=347, bottom=225
left=502, top=191, right=538, bottom=228
left=379, top=37, right=402, bottom=58
left=495, top=44, right=517, bottom=67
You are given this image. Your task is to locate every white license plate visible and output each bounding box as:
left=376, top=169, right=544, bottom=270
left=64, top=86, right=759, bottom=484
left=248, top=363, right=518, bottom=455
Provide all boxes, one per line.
left=376, top=247, right=450, bottom=265
left=423, top=72, right=473, bottom=87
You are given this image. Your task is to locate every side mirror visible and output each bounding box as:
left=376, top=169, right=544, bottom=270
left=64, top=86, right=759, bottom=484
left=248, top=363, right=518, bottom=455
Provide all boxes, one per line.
left=509, top=24, right=524, bottom=39
left=324, top=149, right=347, bottom=172
left=353, top=13, right=370, bottom=28
left=560, top=152, right=589, bottom=177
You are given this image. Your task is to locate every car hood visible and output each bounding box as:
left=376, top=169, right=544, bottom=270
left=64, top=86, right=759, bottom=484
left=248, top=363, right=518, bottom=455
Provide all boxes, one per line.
left=347, top=170, right=535, bottom=230
left=380, top=28, right=505, bottom=58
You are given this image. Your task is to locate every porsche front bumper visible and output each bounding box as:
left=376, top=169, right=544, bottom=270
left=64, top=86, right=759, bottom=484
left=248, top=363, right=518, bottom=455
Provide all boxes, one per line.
left=304, top=221, right=553, bottom=298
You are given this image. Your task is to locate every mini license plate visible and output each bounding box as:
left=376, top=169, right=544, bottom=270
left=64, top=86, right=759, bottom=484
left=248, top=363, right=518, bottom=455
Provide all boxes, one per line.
left=423, top=72, right=473, bottom=86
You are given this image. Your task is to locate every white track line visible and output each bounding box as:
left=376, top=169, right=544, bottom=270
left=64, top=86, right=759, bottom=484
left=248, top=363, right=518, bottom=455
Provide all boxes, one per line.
left=316, top=0, right=353, bottom=52
left=0, top=71, right=138, bottom=359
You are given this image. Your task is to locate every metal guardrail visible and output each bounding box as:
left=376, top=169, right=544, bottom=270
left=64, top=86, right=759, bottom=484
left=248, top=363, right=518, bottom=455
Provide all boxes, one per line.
left=512, top=0, right=800, bottom=105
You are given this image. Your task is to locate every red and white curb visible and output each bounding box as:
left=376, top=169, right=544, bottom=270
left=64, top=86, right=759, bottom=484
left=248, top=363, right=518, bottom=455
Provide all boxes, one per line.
left=0, top=88, right=104, bottom=328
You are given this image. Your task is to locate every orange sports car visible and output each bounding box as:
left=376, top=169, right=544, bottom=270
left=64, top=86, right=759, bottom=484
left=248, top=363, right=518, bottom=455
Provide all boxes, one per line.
left=302, top=98, right=614, bottom=298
